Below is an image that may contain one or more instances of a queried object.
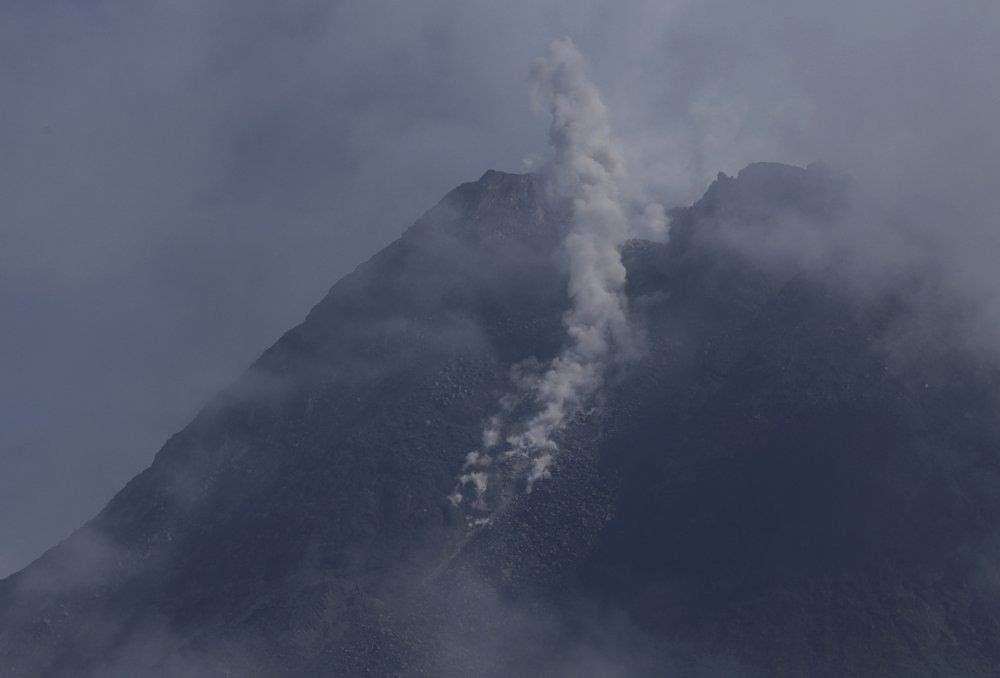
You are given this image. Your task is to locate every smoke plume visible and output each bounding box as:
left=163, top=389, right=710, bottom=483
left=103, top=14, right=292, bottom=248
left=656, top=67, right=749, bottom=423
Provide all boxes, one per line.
left=452, top=38, right=667, bottom=515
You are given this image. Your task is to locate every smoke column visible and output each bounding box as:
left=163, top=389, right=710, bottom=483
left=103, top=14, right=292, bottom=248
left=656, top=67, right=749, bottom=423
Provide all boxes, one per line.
left=451, top=38, right=668, bottom=514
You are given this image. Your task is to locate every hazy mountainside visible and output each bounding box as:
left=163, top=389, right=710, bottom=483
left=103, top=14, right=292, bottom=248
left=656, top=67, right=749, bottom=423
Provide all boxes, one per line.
left=4, top=164, right=1000, bottom=676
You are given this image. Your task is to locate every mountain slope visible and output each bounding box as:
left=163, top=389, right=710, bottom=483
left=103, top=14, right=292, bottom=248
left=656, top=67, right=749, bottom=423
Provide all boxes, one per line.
left=3, top=164, right=1000, bottom=677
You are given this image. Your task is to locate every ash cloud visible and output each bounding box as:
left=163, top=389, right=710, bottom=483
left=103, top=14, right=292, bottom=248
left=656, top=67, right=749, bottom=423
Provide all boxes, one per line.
left=513, top=38, right=668, bottom=477
left=452, top=39, right=668, bottom=511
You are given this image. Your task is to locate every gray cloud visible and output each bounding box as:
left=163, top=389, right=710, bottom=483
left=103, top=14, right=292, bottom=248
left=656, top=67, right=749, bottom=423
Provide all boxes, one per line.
left=2, top=0, right=999, bottom=576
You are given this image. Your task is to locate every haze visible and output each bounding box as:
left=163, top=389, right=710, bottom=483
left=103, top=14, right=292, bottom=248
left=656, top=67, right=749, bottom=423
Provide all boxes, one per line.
left=2, top=0, right=998, bottom=577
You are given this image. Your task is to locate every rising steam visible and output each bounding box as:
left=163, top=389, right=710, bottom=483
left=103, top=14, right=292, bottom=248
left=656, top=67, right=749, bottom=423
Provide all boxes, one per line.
left=450, top=38, right=668, bottom=517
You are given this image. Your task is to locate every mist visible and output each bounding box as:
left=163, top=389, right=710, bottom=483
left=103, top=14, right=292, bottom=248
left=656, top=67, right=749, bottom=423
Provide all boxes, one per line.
left=2, top=0, right=999, bottom=580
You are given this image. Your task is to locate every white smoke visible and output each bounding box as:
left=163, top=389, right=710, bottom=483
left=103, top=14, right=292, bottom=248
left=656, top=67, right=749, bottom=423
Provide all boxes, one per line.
left=452, top=38, right=668, bottom=515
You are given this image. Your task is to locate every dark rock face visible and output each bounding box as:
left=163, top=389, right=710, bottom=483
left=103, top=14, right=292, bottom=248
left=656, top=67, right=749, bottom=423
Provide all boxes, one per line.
left=3, top=164, right=1000, bottom=677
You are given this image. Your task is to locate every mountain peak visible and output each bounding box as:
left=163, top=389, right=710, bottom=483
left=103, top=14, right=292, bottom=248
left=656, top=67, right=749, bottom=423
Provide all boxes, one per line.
left=404, top=169, right=560, bottom=247
left=477, top=167, right=522, bottom=184
left=691, top=161, right=851, bottom=227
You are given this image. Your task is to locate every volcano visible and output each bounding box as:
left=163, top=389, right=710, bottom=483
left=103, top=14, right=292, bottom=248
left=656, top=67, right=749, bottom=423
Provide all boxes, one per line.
left=3, top=163, right=1000, bottom=677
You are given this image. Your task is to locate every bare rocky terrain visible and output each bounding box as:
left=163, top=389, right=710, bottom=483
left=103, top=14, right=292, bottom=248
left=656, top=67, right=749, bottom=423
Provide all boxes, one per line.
left=3, top=164, right=1000, bottom=676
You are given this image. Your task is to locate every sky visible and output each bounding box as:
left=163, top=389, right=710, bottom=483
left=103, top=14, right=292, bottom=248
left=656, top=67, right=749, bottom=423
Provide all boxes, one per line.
left=2, top=0, right=999, bottom=577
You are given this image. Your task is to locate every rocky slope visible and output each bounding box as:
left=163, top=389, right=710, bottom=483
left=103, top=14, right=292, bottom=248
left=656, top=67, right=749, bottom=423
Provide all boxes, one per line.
left=3, top=164, right=1000, bottom=677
